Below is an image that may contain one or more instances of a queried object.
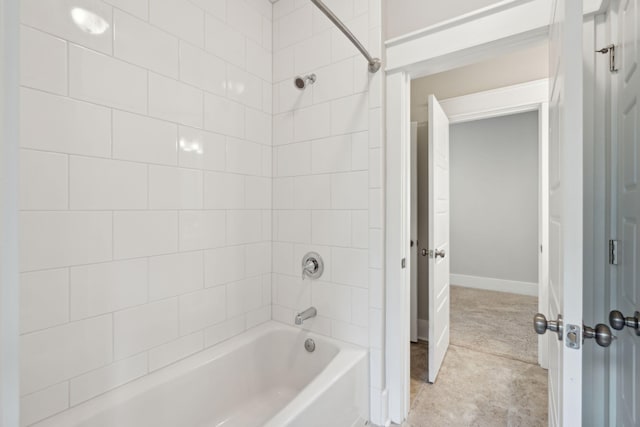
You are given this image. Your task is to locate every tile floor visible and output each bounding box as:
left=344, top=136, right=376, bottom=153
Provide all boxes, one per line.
left=403, top=286, right=548, bottom=427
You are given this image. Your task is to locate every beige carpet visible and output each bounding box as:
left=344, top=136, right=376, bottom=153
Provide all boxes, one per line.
left=405, top=286, right=547, bottom=427
left=450, top=285, right=539, bottom=364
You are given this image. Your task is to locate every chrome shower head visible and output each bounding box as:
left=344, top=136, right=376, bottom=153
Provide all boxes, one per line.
left=294, top=74, right=316, bottom=90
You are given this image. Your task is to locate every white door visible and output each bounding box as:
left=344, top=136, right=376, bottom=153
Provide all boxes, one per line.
left=615, top=0, right=640, bottom=424
left=411, top=122, right=418, bottom=343
left=427, top=95, right=450, bottom=383
left=546, top=0, right=584, bottom=425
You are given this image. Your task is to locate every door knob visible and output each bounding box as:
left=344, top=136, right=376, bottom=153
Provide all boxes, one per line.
left=533, top=313, right=563, bottom=340
left=609, top=310, right=640, bottom=336
left=583, top=323, right=615, bottom=347
left=421, top=249, right=446, bottom=258
left=535, top=314, right=615, bottom=347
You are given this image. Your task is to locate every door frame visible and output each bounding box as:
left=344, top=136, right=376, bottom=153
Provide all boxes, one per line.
left=439, top=79, right=550, bottom=370
left=384, top=1, right=607, bottom=423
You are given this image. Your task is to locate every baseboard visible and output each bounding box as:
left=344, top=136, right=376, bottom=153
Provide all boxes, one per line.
left=450, top=274, right=538, bottom=297
left=417, top=318, right=428, bottom=341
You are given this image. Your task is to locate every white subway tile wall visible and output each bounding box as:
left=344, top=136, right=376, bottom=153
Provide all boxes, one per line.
left=271, top=0, right=385, bottom=424
left=20, top=0, right=385, bottom=424
left=19, top=0, right=273, bottom=425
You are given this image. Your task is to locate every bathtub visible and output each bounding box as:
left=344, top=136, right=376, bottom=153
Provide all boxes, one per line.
left=33, top=322, right=369, bottom=427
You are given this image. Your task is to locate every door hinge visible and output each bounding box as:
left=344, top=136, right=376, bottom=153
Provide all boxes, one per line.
left=596, top=44, right=618, bottom=73
left=401, top=258, right=406, bottom=269
left=609, top=239, right=619, bottom=265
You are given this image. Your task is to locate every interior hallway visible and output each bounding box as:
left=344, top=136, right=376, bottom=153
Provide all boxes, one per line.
left=404, top=286, right=548, bottom=426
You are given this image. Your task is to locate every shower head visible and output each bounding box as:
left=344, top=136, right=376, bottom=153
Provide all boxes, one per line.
left=294, top=74, right=316, bottom=90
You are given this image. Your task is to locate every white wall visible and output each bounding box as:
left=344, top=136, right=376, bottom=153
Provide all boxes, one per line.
left=18, top=1, right=273, bottom=424
left=271, top=0, right=386, bottom=423
left=449, top=112, right=539, bottom=285
left=1, top=0, right=20, bottom=425
left=411, top=40, right=549, bottom=121
left=384, top=0, right=506, bottom=40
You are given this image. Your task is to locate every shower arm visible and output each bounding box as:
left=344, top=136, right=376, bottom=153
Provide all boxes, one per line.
left=310, top=0, right=382, bottom=73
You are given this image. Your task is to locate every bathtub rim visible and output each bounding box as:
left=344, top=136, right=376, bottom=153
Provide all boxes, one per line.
left=264, top=341, right=369, bottom=427
left=32, top=320, right=368, bottom=427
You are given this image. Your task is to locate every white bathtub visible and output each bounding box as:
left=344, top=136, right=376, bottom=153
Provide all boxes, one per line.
left=33, top=322, right=369, bottom=427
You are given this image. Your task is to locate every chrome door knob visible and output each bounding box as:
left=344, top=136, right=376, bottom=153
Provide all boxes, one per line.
left=609, top=310, right=640, bottom=336
left=533, top=313, right=563, bottom=340
left=434, top=249, right=446, bottom=259
left=583, top=323, right=615, bottom=347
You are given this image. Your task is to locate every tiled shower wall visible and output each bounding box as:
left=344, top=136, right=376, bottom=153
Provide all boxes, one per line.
left=18, top=0, right=273, bottom=424
left=270, top=0, right=385, bottom=423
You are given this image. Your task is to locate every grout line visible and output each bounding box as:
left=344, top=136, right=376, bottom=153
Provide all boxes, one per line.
left=23, top=84, right=372, bottom=152
left=25, top=44, right=271, bottom=118
left=66, top=154, right=71, bottom=210
left=200, top=6, right=206, bottom=49
left=20, top=267, right=268, bottom=338
left=19, top=145, right=270, bottom=174
left=65, top=39, right=71, bottom=96
left=66, top=266, right=72, bottom=323
left=144, top=257, right=150, bottom=304
left=111, top=312, right=116, bottom=362
left=145, top=70, right=150, bottom=115
left=146, top=164, right=150, bottom=209
left=109, top=109, right=114, bottom=158
left=25, top=4, right=372, bottom=91
left=20, top=206, right=271, bottom=213
left=19, top=242, right=271, bottom=275
left=111, top=210, right=115, bottom=261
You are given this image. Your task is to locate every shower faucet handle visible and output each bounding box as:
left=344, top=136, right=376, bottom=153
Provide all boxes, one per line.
left=301, top=252, right=324, bottom=280
left=302, top=259, right=318, bottom=279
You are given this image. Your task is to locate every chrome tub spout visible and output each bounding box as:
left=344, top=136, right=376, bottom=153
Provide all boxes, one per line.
left=295, top=307, right=317, bottom=325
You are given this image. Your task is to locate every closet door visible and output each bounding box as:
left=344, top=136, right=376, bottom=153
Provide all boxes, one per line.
left=614, top=0, right=640, bottom=424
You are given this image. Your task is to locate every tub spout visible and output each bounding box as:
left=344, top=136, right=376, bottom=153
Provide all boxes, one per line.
left=295, top=307, right=317, bottom=325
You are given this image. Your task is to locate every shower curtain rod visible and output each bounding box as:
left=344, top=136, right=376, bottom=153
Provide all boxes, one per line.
left=310, top=0, right=382, bottom=73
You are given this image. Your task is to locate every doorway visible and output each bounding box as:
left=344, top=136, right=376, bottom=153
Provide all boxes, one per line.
left=386, top=2, right=614, bottom=425
left=386, top=69, right=553, bottom=424
left=405, top=75, right=550, bottom=423
left=408, top=108, right=548, bottom=424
